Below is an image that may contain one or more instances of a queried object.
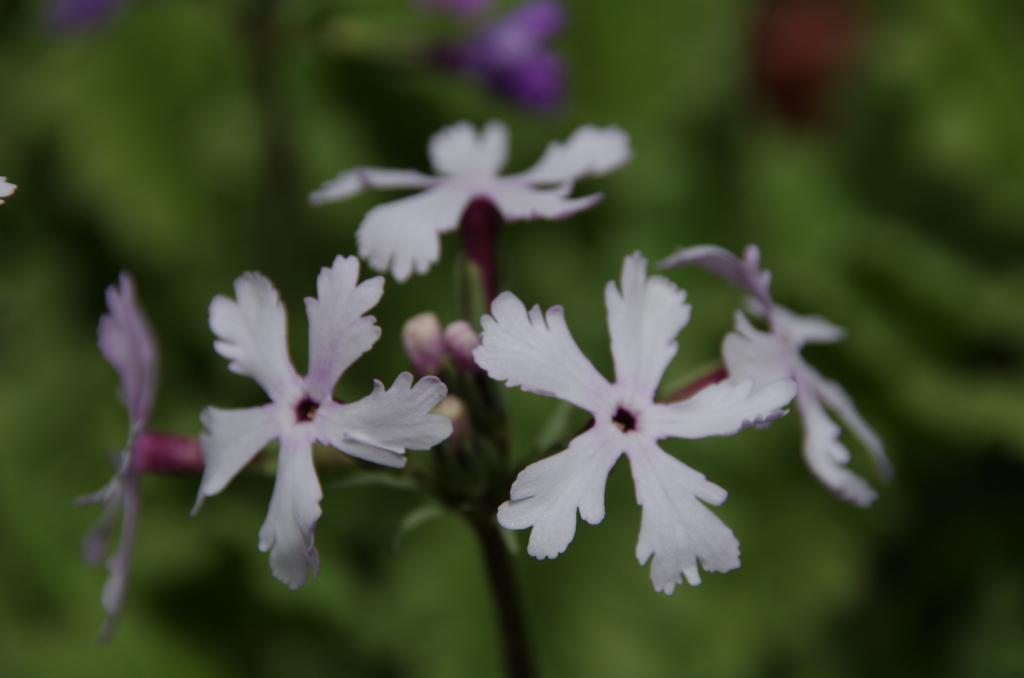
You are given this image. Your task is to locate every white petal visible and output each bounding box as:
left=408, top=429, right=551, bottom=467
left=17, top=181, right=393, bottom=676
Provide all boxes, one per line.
left=771, top=304, right=846, bottom=348
left=97, top=272, right=159, bottom=433
left=658, top=243, right=772, bottom=308
left=605, top=252, right=690, bottom=400
left=193, top=404, right=282, bottom=511
left=721, top=310, right=792, bottom=388
left=308, top=167, right=436, bottom=206
left=497, top=427, right=623, bottom=559
left=0, top=177, right=15, bottom=200
left=797, top=389, right=878, bottom=507
left=488, top=181, right=603, bottom=222
left=806, top=367, right=892, bottom=480
left=474, top=291, right=612, bottom=413
left=514, top=125, right=632, bottom=185
left=646, top=376, right=796, bottom=440
left=356, top=187, right=472, bottom=282
left=314, top=373, right=451, bottom=468
left=209, top=272, right=304, bottom=403
left=258, top=431, right=322, bottom=589
left=303, top=255, right=384, bottom=403
left=627, top=438, right=739, bottom=594
left=428, top=120, right=510, bottom=177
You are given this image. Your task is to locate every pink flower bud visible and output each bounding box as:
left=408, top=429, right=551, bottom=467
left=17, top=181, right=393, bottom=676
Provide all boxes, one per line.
left=432, top=395, right=470, bottom=441
left=402, top=312, right=445, bottom=375
left=443, top=320, right=481, bottom=372
left=134, top=431, right=203, bottom=474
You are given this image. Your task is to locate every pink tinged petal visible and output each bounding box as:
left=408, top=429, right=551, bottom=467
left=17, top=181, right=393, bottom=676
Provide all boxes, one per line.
left=428, top=120, right=510, bottom=177
left=0, top=177, right=16, bottom=203
left=605, top=252, right=691, bottom=400
left=658, top=243, right=774, bottom=310
left=355, top=187, right=473, bottom=282
left=488, top=181, right=603, bottom=222
left=514, top=125, right=632, bottom=185
left=193, top=404, right=281, bottom=512
left=98, top=272, right=159, bottom=433
left=806, top=367, right=892, bottom=481
left=313, top=373, right=452, bottom=467
left=646, top=376, right=796, bottom=440
left=258, top=432, right=322, bottom=589
left=627, top=439, right=739, bottom=593
left=308, top=167, right=436, bottom=206
left=474, top=291, right=612, bottom=413
left=303, top=255, right=384, bottom=402
left=721, top=311, right=792, bottom=387
left=98, top=470, right=140, bottom=641
left=497, top=427, right=622, bottom=559
left=209, top=272, right=304, bottom=403
left=797, top=390, right=878, bottom=507
left=770, top=304, right=846, bottom=348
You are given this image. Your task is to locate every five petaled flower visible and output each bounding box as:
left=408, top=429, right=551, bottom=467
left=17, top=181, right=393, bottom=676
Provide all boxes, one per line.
left=473, top=253, right=797, bottom=593
left=659, top=244, right=893, bottom=506
left=0, top=177, right=16, bottom=204
left=309, top=120, right=631, bottom=283
left=193, top=255, right=453, bottom=588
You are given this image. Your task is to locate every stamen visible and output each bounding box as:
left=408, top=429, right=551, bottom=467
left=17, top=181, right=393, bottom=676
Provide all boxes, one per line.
left=612, top=407, right=636, bottom=432
left=295, top=398, right=319, bottom=422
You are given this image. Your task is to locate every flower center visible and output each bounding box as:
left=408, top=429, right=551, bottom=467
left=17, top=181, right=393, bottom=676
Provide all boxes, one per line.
left=295, top=398, right=319, bottom=423
left=612, top=407, right=637, bottom=432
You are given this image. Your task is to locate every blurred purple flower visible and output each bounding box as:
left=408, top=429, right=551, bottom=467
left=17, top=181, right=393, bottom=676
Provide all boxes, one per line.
left=415, top=0, right=493, bottom=18
left=48, top=0, right=124, bottom=32
left=440, top=0, right=567, bottom=110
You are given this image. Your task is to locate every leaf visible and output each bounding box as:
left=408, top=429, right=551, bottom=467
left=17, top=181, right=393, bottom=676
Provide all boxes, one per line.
left=393, top=503, right=446, bottom=549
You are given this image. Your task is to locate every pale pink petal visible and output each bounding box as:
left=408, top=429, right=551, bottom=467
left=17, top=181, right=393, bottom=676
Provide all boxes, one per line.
left=303, top=255, right=384, bottom=402
left=313, top=373, right=451, bottom=467
left=355, top=187, right=473, bottom=282
left=645, top=376, right=795, bottom=440
left=497, top=427, right=622, bottom=559
left=627, top=438, right=740, bottom=593
left=308, top=167, right=436, bottom=206
left=193, top=404, right=282, bottom=511
left=0, top=177, right=16, bottom=203
left=97, top=470, right=140, bottom=641
left=209, top=273, right=304, bottom=403
left=488, top=181, right=603, bottom=221
left=721, top=311, right=791, bottom=387
left=605, top=252, right=690, bottom=400
left=797, top=389, right=878, bottom=507
left=98, top=272, right=159, bottom=433
left=258, top=431, right=322, bottom=589
left=805, top=366, right=892, bottom=481
left=770, top=304, right=846, bottom=347
left=428, top=120, right=510, bottom=176
left=514, top=125, right=632, bottom=185
left=474, top=291, right=612, bottom=413
left=658, top=244, right=773, bottom=310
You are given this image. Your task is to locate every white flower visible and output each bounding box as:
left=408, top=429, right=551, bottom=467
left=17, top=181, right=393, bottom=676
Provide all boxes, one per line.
left=309, top=120, right=632, bottom=282
left=193, top=255, right=453, bottom=588
left=660, top=244, right=893, bottom=507
left=473, top=253, right=797, bottom=593
left=0, top=177, right=16, bottom=204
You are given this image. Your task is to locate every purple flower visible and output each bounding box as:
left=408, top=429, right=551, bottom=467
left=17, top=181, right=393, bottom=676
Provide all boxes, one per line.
left=310, top=120, right=631, bottom=282
left=444, top=0, right=567, bottom=110
left=660, top=244, right=893, bottom=506
left=473, top=253, right=796, bottom=593
left=193, top=256, right=452, bottom=588
left=48, top=0, right=124, bottom=32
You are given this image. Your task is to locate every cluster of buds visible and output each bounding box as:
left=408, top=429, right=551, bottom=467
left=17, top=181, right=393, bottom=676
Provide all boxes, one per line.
left=402, top=312, right=482, bottom=376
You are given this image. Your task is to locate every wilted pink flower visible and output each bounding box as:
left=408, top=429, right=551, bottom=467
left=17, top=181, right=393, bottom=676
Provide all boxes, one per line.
left=310, top=120, right=631, bottom=282
left=193, top=256, right=452, bottom=588
left=660, top=244, right=892, bottom=506
left=474, top=253, right=796, bottom=593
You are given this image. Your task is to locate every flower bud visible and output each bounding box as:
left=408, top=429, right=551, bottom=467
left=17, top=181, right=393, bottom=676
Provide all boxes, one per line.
left=443, top=320, right=481, bottom=372
left=432, top=395, right=470, bottom=440
left=134, top=431, right=203, bottom=474
left=402, top=312, right=445, bottom=375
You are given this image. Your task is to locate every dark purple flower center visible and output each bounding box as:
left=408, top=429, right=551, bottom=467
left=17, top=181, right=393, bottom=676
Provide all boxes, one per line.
left=296, top=398, right=319, bottom=422
left=612, top=407, right=636, bottom=432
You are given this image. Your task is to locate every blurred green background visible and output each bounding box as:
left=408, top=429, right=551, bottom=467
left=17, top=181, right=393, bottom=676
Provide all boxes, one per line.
left=2, top=0, right=1024, bottom=676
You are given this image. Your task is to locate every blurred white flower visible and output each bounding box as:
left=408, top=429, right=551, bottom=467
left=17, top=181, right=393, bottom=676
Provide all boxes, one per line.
left=474, top=253, right=796, bottom=593
left=310, top=121, right=631, bottom=282
left=660, top=244, right=892, bottom=506
left=0, top=177, right=16, bottom=204
left=194, top=255, right=452, bottom=588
